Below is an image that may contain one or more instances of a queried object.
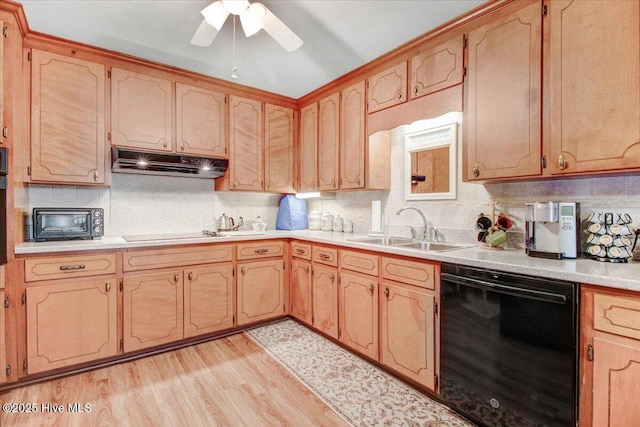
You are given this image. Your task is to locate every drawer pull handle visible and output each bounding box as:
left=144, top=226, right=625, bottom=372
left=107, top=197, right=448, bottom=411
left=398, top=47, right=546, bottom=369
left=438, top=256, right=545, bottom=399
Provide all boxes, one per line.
left=254, top=248, right=269, bottom=254
left=105, top=282, right=111, bottom=293
left=318, top=253, right=330, bottom=260
left=59, top=264, right=85, bottom=271
left=295, top=248, right=306, bottom=255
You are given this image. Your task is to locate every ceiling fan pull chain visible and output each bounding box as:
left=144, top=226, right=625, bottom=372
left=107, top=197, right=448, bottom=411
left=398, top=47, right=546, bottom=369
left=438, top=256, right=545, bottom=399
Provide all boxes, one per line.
left=231, top=15, right=238, bottom=79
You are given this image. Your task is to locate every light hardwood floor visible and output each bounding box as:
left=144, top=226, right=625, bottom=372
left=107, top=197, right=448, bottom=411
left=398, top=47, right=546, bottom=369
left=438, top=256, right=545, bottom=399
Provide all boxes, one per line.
left=0, top=333, right=349, bottom=426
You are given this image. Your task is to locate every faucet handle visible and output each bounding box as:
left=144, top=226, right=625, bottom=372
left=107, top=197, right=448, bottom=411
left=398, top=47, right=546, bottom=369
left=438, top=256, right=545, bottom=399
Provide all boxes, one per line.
left=406, top=225, right=417, bottom=240
left=428, top=226, right=441, bottom=242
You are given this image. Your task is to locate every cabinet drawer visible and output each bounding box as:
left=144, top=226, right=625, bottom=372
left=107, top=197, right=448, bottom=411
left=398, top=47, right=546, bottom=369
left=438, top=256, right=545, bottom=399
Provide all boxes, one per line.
left=312, top=246, right=338, bottom=267
left=123, top=244, right=233, bottom=272
left=25, top=254, right=116, bottom=282
left=381, top=257, right=436, bottom=290
left=237, top=241, right=284, bottom=261
left=340, top=249, right=378, bottom=276
left=594, top=293, right=640, bottom=341
left=291, top=241, right=312, bottom=260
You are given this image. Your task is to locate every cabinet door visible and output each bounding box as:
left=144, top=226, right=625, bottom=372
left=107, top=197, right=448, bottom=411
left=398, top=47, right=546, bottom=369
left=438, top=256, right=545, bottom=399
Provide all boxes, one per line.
left=26, top=279, right=118, bottom=374
left=290, top=259, right=312, bottom=325
left=228, top=95, right=263, bottom=191
left=368, top=62, right=407, bottom=113
left=123, top=271, right=184, bottom=352
left=380, top=282, right=435, bottom=390
left=340, top=81, right=366, bottom=189
left=548, top=1, right=640, bottom=175
left=410, top=36, right=464, bottom=99
left=264, top=104, right=295, bottom=193
left=30, top=50, right=105, bottom=184
left=111, top=67, right=172, bottom=151
left=318, top=93, right=339, bottom=191
left=592, top=335, right=640, bottom=426
left=312, top=264, right=338, bottom=339
left=184, top=264, right=234, bottom=338
left=237, top=259, right=285, bottom=325
left=176, top=83, right=227, bottom=158
left=338, top=271, right=378, bottom=360
left=466, top=2, right=542, bottom=180
left=299, top=103, right=318, bottom=192
left=0, top=289, right=5, bottom=383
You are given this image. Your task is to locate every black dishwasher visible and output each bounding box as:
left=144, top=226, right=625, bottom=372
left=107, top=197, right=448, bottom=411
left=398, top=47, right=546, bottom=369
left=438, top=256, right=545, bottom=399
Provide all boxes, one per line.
left=440, top=263, right=578, bottom=427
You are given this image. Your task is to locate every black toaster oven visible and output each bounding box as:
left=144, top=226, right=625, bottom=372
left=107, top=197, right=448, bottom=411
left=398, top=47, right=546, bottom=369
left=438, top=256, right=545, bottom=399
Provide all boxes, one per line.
left=33, top=207, right=104, bottom=241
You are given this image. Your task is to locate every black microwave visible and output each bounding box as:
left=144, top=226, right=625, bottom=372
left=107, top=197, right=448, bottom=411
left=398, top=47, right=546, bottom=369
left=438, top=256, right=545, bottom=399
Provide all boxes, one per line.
left=33, top=208, right=104, bottom=242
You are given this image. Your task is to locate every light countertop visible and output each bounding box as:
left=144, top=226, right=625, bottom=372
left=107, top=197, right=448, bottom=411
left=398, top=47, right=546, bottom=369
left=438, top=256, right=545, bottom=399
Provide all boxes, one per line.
left=14, top=230, right=640, bottom=293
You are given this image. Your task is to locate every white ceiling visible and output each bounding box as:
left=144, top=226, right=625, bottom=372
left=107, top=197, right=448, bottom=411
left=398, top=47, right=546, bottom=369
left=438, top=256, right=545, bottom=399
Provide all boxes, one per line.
left=19, top=0, right=486, bottom=99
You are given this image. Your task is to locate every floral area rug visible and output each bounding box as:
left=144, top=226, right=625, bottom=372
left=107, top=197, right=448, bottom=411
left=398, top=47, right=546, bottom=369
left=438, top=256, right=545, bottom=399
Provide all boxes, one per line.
left=245, top=320, right=475, bottom=427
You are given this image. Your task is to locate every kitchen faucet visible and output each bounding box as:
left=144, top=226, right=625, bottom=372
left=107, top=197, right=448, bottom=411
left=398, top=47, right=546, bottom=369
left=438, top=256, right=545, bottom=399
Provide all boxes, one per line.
left=396, top=207, right=436, bottom=241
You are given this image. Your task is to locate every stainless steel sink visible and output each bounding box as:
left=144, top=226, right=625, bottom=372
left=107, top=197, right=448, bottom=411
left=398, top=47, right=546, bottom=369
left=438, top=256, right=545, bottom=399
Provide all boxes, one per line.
left=348, top=236, right=414, bottom=246
left=392, top=241, right=476, bottom=251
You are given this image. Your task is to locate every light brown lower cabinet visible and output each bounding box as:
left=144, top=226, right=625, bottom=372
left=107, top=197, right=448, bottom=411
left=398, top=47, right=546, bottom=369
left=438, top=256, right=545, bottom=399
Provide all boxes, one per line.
left=312, top=264, right=339, bottom=339
left=123, top=271, right=184, bottom=353
left=0, top=289, right=5, bottom=383
left=26, top=279, right=118, bottom=374
left=380, top=281, right=435, bottom=390
left=184, top=264, right=235, bottom=338
left=580, top=286, right=640, bottom=426
left=237, top=259, right=285, bottom=326
left=290, top=258, right=312, bottom=325
left=338, top=271, right=378, bottom=360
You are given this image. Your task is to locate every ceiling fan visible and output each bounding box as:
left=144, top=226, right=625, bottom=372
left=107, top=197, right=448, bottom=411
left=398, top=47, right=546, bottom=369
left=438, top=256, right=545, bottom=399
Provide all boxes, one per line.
left=191, top=0, right=303, bottom=52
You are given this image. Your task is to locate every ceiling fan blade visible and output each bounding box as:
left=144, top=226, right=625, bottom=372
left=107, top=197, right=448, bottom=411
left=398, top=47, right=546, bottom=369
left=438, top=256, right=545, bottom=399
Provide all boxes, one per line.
left=257, top=3, right=303, bottom=52
left=191, top=18, right=220, bottom=47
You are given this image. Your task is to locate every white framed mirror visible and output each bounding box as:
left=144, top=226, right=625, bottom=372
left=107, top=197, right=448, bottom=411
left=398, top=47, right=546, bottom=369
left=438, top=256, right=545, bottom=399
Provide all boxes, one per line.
left=404, top=120, right=458, bottom=200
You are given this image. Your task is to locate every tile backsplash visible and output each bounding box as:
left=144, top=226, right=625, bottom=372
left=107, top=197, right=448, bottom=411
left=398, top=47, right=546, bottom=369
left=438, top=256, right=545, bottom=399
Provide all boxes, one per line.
left=17, top=122, right=640, bottom=243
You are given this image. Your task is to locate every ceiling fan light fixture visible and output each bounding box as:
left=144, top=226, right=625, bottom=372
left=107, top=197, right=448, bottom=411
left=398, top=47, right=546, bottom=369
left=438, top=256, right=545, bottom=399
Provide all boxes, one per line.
left=239, top=3, right=266, bottom=37
left=201, top=1, right=229, bottom=30
left=222, top=0, right=249, bottom=15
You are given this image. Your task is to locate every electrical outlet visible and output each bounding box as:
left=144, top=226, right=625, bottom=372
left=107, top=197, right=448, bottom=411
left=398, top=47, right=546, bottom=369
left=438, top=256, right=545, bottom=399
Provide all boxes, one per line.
left=356, top=213, right=365, bottom=222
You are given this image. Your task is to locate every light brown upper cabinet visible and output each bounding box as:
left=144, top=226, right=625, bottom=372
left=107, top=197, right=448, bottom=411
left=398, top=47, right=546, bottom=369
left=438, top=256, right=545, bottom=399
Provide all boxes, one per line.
left=340, top=80, right=366, bottom=189
left=410, top=35, right=464, bottom=99
left=299, top=103, right=318, bottom=192
left=318, top=92, right=340, bottom=191
left=547, top=0, right=640, bottom=175
left=30, top=50, right=106, bottom=184
left=465, top=1, right=542, bottom=181
left=368, top=62, right=407, bottom=113
left=176, top=83, right=227, bottom=158
left=228, top=95, right=263, bottom=191
left=264, top=103, right=295, bottom=193
left=110, top=68, right=172, bottom=152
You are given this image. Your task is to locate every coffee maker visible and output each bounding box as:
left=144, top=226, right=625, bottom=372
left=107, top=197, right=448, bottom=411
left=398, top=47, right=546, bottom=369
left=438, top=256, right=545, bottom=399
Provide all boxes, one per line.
left=525, top=202, right=580, bottom=259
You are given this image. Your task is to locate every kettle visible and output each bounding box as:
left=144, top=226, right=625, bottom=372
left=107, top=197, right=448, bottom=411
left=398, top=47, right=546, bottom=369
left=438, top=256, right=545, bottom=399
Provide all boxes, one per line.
left=218, top=213, right=235, bottom=231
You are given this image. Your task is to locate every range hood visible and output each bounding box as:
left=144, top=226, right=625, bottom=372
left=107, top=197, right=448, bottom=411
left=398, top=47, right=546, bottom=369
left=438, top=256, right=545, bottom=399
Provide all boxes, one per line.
left=111, top=147, right=228, bottom=179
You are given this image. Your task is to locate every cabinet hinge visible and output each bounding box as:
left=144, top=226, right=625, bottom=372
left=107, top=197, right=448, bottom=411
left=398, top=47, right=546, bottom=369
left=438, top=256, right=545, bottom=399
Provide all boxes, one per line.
left=232, top=268, right=235, bottom=277
left=587, top=343, right=594, bottom=361
left=4, top=296, right=9, bottom=309
left=283, top=304, right=285, bottom=312
left=21, top=292, right=26, bottom=305
left=283, top=261, right=286, bottom=270
left=108, top=132, right=111, bottom=142
left=6, top=364, right=11, bottom=378
left=2, top=27, right=7, bottom=38
left=435, top=374, right=439, bottom=388
left=463, top=66, right=467, bottom=78
left=434, top=301, right=438, bottom=315
left=541, top=155, right=547, bottom=169
left=542, top=3, right=548, bottom=17
left=463, top=35, right=467, bottom=48
left=2, top=126, right=8, bottom=138
left=27, top=166, right=31, bottom=176
left=225, top=96, right=228, bottom=104
left=338, top=328, right=341, bottom=338
left=22, top=359, right=27, bottom=372
left=261, top=104, right=264, bottom=111
left=27, top=51, right=32, bottom=61
left=119, top=280, right=123, bottom=292
left=120, top=339, right=124, bottom=350
left=107, top=69, right=111, bottom=79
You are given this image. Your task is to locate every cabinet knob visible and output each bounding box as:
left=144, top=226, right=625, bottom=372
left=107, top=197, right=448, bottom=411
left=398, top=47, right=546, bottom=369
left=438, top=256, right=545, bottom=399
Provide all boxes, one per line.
left=188, top=272, right=193, bottom=281
left=332, top=179, right=336, bottom=188
left=368, top=284, right=375, bottom=295
left=162, top=139, right=168, bottom=148
left=384, top=287, right=390, bottom=298
left=356, top=176, right=361, bottom=185
left=174, top=273, right=179, bottom=283
left=414, top=86, right=419, bottom=96
left=241, top=266, right=246, bottom=275
left=180, top=142, right=185, bottom=151
left=330, top=273, right=335, bottom=283
left=472, top=164, right=480, bottom=177
left=94, top=171, right=99, bottom=181
left=558, top=154, right=568, bottom=170
left=105, top=282, right=111, bottom=293
left=397, top=92, right=402, bottom=100
left=305, top=265, right=310, bottom=274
